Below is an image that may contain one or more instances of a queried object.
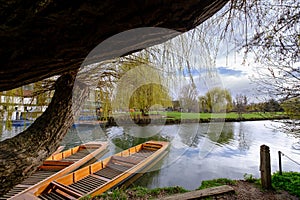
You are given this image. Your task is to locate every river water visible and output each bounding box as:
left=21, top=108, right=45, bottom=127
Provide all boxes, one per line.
left=1, top=120, right=300, bottom=190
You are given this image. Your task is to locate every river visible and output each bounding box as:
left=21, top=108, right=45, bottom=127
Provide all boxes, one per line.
left=1, top=120, right=300, bottom=190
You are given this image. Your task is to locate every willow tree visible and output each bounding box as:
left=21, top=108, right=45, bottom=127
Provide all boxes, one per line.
left=202, top=87, right=232, bottom=113
left=129, top=83, right=172, bottom=114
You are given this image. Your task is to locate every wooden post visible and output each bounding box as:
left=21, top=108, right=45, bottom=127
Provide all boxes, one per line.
left=278, top=151, right=282, bottom=175
left=260, top=145, right=272, bottom=189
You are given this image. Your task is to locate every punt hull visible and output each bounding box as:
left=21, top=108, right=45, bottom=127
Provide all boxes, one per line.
left=3, top=141, right=108, bottom=200
left=30, top=141, right=169, bottom=199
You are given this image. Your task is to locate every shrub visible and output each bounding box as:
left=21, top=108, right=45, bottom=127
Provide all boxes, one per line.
left=272, top=172, right=300, bottom=197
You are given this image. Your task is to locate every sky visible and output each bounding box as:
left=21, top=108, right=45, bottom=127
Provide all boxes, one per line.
left=214, top=52, right=260, bottom=102
left=168, top=44, right=263, bottom=103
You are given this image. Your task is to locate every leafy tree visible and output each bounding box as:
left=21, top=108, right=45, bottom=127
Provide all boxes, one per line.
left=281, top=98, right=300, bottom=120
left=263, top=99, right=283, bottom=112
left=234, top=94, right=248, bottom=119
left=129, top=83, right=172, bottom=115
left=179, top=84, right=198, bottom=113
left=202, top=87, right=232, bottom=113
left=198, top=96, right=208, bottom=113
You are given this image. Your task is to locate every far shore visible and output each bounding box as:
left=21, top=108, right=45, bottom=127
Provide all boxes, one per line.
left=102, top=111, right=289, bottom=127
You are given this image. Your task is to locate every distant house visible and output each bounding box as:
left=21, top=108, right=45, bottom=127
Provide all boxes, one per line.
left=0, top=85, right=52, bottom=121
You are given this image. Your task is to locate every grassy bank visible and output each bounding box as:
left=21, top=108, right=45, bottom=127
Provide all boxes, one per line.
left=83, top=172, right=299, bottom=199
left=106, top=111, right=288, bottom=126
left=165, top=111, right=287, bottom=121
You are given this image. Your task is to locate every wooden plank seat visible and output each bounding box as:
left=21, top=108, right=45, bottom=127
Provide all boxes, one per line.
left=111, top=155, right=142, bottom=166
left=0, top=186, right=28, bottom=200
left=0, top=170, right=58, bottom=199
left=94, top=165, right=126, bottom=179
left=131, top=149, right=155, bottom=158
left=39, top=174, right=108, bottom=200
left=61, top=149, right=92, bottom=162
left=39, top=181, right=82, bottom=200
left=68, top=175, right=107, bottom=195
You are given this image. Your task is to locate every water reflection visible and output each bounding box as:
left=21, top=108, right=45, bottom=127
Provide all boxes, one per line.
left=60, top=125, right=108, bottom=149
left=1, top=121, right=299, bottom=190
left=0, top=123, right=27, bottom=141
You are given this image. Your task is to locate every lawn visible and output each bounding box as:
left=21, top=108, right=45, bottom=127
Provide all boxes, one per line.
left=163, top=112, right=287, bottom=120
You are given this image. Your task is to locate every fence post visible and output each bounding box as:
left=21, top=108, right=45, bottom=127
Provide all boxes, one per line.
left=278, top=151, right=282, bottom=175
left=260, top=145, right=272, bottom=189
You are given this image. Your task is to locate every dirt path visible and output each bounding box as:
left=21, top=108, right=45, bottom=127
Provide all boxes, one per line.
left=211, top=180, right=299, bottom=200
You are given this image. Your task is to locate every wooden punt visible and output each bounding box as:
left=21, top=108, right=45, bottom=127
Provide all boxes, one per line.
left=1, top=142, right=108, bottom=200
left=18, top=141, right=169, bottom=200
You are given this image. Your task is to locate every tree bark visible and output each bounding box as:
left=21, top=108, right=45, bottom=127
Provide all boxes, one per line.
left=0, top=0, right=229, bottom=91
left=0, top=70, right=89, bottom=195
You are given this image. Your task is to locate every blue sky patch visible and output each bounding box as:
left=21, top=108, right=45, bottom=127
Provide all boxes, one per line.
left=217, top=66, right=245, bottom=76
left=181, top=66, right=246, bottom=77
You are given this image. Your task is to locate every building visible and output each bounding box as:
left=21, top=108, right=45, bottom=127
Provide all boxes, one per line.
left=0, top=84, right=52, bottom=121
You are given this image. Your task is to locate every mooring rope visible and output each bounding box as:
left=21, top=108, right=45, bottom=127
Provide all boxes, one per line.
left=281, top=151, right=300, bottom=166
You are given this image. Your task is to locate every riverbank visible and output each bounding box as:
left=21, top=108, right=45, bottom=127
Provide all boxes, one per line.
left=86, top=172, right=300, bottom=199
left=105, top=111, right=288, bottom=126
left=86, top=181, right=298, bottom=200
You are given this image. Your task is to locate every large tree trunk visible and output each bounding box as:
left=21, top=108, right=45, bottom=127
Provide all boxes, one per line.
left=0, top=0, right=229, bottom=91
left=0, top=71, right=89, bottom=195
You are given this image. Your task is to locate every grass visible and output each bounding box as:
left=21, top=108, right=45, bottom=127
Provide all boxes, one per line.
left=198, top=178, right=236, bottom=190
left=90, top=186, right=189, bottom=199
left=83, top=172, right=300, bottom=199
left=111, top=111, right=287, bottom=123
left=272, top=172, right=300, bottom=197
left=164, top=111, right=287, bottom=120
left=242, top=172, right=300, bottom=197
left=243, top=173, right=260, bottom=184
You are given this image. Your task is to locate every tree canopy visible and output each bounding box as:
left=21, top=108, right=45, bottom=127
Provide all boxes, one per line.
left=0, top=0, right=228, bottom=91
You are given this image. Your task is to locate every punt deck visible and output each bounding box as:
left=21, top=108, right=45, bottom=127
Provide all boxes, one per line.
left=1, top=142, right=108, bottom=200
left=18, top=141, right=169, bottom=200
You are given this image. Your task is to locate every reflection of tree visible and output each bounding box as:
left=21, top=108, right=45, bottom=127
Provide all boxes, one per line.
left=177, top=124, right=200, bottom=147
left=206, top=123, right=234, bottom=144
left=112, top=133, right=168, bottom=152
left=236, top=123, right=250, bottom=151
left=60, top=126, right=108, bottom=149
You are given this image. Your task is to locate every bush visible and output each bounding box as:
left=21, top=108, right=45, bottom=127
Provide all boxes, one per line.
left=272, top=172, right=300, bottom=197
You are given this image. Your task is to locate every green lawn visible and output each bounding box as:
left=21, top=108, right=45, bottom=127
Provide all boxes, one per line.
left=111, top=111, right=287, bottom=121
left=163, top=112, right=287, bottom=120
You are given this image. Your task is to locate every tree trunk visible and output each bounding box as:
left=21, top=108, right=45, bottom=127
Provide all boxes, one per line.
left=0, top=70, right=89, bottom=195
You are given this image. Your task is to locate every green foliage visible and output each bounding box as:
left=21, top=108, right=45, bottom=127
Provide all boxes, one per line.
left=272, top=172, right=300, bottom=197
left=112, top=134, right=168, bottom=151
left=281, top=98, right=300, bottom=120
left=198, top=178, right=236, bottom=190
left=92, top=186, right=188, bottom=199
left=96, top=188, right=127, bottom=200
left=200, top=87, right=232, bottom=113
left=129, top=83, right=172, bottom=112
left=164, top=111, right=286, bottom=121
left=80, top=195, right=92, bottom=200
left=243, top=173, right=259, bottom=184
left=131, top=185, right=188, bottom=197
